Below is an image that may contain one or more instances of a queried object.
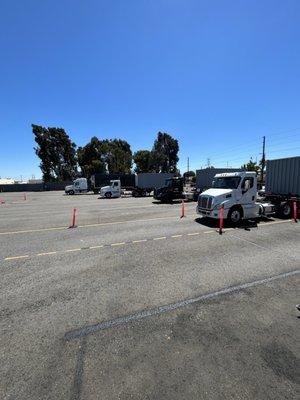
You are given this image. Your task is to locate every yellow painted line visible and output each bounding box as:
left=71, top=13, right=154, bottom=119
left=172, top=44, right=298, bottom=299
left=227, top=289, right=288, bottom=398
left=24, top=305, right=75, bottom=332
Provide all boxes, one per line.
left=0, top=226, right=67, bottom=235
left=3, top=219, right=295, bottom=261
left=78, top=216, right=178, bottom=229
left=37, top=251, right=57, bottom=256
left=65, top=248, right=81, bottom=253
left=0, top=216, right=179, bottom=236
left=5, top=255, right=29, bottom=261
left=260, top=219, right=292, bottom=226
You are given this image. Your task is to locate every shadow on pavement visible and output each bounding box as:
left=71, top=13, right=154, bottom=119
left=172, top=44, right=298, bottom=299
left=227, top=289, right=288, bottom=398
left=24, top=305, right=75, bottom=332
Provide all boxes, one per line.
left=194, top=216, right=276, bottom=231
left=152, top=200, right=186, bottom=205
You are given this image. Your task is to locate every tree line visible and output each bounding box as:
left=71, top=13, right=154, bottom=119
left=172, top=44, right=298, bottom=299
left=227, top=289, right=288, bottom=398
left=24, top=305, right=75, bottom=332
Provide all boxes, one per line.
left=32, top=125, right=179, bottom=182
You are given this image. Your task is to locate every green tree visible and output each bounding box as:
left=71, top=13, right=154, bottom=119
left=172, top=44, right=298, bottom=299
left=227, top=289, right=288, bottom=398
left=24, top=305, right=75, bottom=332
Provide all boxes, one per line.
left=77, top=137, right=106, bottom=177
left=183, top=170, right=195, bottom=179
left=133, top=150, right=152, bottom=173
left=151, top=132, right=179, bottom=173
left=104, top=139, right=132, bottom=173
left=32, top=124, right=77, bottom=182
left=241, top=158, right=260, bottom=173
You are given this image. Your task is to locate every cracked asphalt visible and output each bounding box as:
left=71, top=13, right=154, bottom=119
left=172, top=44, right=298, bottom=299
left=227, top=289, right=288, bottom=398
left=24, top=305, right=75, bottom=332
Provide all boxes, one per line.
left=0, top=191, right=299, bottom=399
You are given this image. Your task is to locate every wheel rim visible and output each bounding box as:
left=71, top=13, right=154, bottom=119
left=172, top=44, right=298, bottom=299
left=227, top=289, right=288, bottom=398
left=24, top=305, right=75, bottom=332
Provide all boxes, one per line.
left=231, top=210, right=241, bottom=222
left=283, top=204, right=291, bottom=216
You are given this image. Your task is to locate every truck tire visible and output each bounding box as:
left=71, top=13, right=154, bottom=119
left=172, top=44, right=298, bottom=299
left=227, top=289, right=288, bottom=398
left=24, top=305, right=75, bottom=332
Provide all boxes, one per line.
left=105, top=192, right=112, bottom=198
left=279, top=202, right=292, bottom=218
left=228, top=206, right=243, bottom=225
left=69, top=190, right=74, bottom=195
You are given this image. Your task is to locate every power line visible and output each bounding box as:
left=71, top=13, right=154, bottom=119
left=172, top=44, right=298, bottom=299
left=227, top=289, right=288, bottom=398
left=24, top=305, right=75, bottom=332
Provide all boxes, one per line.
left=203, top=138, right=300, bottom=164
left=200, top=134, right=300, bottom=161
left=263, top=127, right=300, bottom=138
left=267, top=146, right=300, bottom=155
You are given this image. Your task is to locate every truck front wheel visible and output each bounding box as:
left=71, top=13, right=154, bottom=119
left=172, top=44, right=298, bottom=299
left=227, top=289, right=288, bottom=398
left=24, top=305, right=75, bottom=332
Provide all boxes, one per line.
left=105, top=192, right=112, bottom=198
left=69, top=190, right=74, bottom=195
left=228, top=207, right=243, bottom=225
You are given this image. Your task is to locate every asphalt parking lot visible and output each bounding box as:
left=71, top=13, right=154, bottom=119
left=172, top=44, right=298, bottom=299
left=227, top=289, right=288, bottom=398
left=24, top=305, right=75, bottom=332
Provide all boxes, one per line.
left=0, top=191, right=299, bottom=400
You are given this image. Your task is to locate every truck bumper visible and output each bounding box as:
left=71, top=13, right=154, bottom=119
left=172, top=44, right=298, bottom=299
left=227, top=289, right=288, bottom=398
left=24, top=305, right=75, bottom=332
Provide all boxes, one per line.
left=196, top=206, right=228, bottom=219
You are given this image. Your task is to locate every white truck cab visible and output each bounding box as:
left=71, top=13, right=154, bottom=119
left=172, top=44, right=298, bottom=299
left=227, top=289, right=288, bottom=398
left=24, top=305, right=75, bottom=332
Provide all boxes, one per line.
left=99, top=180, right=121, bottom=198
left=65, top=178, right=88, bottom=195
left=196, top=171, right=274, bottom=224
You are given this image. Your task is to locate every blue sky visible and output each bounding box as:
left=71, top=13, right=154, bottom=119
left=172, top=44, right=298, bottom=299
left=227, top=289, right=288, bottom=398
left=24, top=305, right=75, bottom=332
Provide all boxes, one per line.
left=0, top=0, right=299, bottom=180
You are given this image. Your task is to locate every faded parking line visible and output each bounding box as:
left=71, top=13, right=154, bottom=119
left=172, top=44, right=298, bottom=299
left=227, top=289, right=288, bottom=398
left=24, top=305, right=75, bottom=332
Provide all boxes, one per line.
left=64, top=268, right=300, bottom=340
left=0, top=216, right=180, bottom=236
left=4, top=255, right=29, bottom=261
left=3, top=219, right=294, bottom=261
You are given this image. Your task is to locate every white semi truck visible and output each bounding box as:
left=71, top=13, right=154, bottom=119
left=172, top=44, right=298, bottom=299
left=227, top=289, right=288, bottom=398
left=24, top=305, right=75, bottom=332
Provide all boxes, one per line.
left=99, top=180, right=122, bottom=198
left=64, top=178, right=88, bottom=195
left=65, top=173, right=175, bottom=197
left=196, top=157, right=300, bottom=224
left=64, top=177, right=125, bottom=197
left=196, top=171, right=274, bottom=224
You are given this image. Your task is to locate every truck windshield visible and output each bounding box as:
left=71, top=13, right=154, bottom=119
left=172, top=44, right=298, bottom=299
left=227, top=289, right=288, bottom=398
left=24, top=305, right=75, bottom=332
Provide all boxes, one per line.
left=212, top=177, right=241, bottom=189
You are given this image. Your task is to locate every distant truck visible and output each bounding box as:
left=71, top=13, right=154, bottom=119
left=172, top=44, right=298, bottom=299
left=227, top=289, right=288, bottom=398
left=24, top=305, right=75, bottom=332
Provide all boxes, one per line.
left=65, top=175, right=133, bottom=195
left=99, top=173, right=175, bottom=198
left=90, top=173, right=135, bottom=194
left=65, top=178, right=89, bottom=195
left=196, top=156, right=300, bottom=224
left=65, top=173, right=175, bottom=197
left=153, top=177, right=185, bottom=202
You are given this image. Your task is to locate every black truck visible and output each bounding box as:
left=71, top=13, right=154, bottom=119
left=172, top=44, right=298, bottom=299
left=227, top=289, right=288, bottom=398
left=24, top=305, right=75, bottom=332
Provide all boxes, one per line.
left=153, top=177, right=184, bottom=202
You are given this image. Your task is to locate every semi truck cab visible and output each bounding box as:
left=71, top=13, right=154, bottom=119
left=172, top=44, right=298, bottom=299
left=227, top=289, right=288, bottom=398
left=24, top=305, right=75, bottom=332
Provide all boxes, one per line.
left=196, top=172, right=274, bottom=224
left=153, top=177, right=184, bottom=202
left=99, top=180, right=121, bottom=198
left=65, top=178, right=88, bottom=195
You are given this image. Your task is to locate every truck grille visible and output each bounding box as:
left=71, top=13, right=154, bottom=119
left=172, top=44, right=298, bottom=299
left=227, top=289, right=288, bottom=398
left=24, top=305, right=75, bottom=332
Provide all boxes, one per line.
left=198, top=195, right=213, bottom=209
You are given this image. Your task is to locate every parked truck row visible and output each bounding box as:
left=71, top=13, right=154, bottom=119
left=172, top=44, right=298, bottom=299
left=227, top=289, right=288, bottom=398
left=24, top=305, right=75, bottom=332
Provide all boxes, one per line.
left=64, top=156, right=299, bottom=223
left=65, top=173, right=175, bottom=197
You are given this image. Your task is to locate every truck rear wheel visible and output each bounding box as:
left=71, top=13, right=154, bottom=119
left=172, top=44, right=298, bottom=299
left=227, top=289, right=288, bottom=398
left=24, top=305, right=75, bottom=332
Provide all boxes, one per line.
left=279, top=202, right=292, bottom=218
left=228, top=207, right=242, bottom=225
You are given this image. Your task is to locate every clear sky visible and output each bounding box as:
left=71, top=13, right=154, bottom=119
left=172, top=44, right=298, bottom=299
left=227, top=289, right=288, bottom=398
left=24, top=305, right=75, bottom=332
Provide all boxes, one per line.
left=0, top=0, right=299, bottom=180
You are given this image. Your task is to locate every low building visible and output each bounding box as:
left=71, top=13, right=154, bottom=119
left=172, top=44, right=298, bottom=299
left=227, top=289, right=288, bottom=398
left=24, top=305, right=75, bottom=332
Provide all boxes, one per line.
left=0, top=178, right=15, bottom=184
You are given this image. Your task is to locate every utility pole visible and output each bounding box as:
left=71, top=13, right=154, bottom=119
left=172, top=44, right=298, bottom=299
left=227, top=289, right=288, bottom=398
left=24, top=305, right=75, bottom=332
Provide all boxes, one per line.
left=260, top=136, right=266, bottom=183
left=187, top=157, right=189, bottom=173
left=207, top=158, right=211, bottom=168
